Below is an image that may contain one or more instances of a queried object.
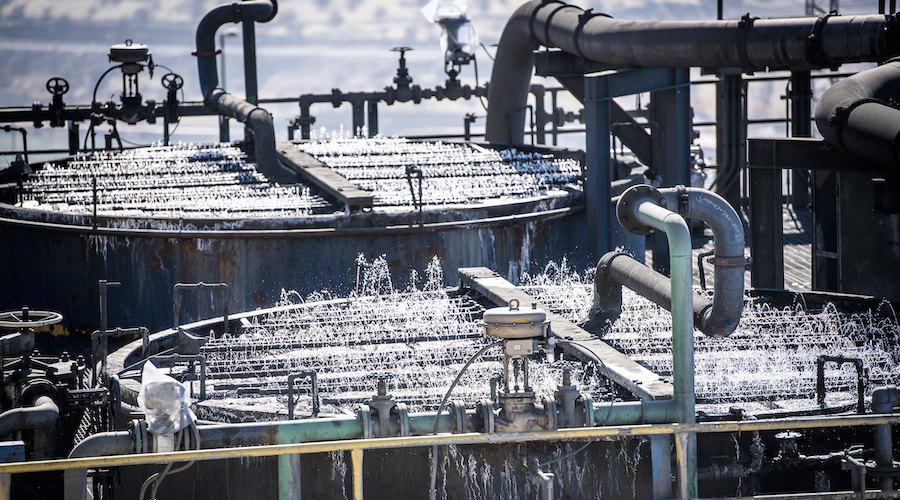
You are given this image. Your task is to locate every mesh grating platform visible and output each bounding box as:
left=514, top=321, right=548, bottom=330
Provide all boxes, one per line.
left=19, top=144, right=334, bottom=218
left=519, top=263, right=900, bottom=415
left=295, top=138, right=582, bottom=208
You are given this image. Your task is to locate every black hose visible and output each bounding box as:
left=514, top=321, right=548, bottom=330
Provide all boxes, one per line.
left=428, top=341, right=502, bottom=500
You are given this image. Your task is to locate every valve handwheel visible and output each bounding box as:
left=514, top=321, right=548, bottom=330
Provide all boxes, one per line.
left=161, top=73, right=183, bottom=91
left=0, top=308, right=63, bottom=329
left=46, top=77, right=70, bottom=96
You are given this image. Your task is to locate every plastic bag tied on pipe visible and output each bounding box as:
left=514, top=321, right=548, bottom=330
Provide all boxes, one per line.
left=421, top=0, right=478, bottom=65
left=137, top=361, right=197, bottom=435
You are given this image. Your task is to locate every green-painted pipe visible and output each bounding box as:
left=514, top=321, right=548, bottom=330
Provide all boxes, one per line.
left=634, top=199, right=697, bottom=499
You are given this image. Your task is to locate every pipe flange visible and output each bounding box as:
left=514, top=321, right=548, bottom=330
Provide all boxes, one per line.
left=543, top=397, right=558, bottom=431
left=580, top=394, right=594, bottom=427
left=395, top=402, right=410, bottom=437
left=477, top=399, right=495, bottom=433
left=450, top=400, right=466, bottom=434
left=617, top=184, right=666, bottom=235
left=358, top=405, right=372, bottom=439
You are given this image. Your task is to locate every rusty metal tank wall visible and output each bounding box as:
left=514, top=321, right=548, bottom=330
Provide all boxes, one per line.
left=0, top=200, right=586, bottom=333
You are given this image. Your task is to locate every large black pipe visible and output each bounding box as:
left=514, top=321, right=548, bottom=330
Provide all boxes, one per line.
left=486, top=0, right=898, bottom=144
left=195, top=1, right=293, bottom=180
left=0, top=396, right=59, bottom=459
left=815, top=59, right=900, bottom=168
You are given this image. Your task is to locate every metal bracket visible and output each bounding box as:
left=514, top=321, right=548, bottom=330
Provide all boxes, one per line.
left=172, top=282, right=230, bottom=335
left=450, top=400, right=467, bottom=434
left=287, top=371, right=320, bottom=419
left=807, top=10, right=840, bottom=69
left=816, top=355, right=865, bottom=414
left=477, top=399, right=495, bottom=433
left=543, top=397, right=558, bottom=430
left=581, top=394, right=594, bottom=427
left=395, top=403, right=410, bottom=437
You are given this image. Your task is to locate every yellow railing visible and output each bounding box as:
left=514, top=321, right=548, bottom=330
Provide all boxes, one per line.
left=2, top=413, right=900, bottom=500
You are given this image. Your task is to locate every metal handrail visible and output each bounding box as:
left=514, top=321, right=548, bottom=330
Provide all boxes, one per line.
left=1, top=413, right=900, bottom=499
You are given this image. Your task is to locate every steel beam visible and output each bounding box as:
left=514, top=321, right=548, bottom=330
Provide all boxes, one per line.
left=458, top=267, right=673, bottom=400
left=275, top=140, right=374, bottom=210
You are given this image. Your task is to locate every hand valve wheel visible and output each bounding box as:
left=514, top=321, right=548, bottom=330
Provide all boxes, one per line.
left=0, top=308, right=63, bottom=329
left=161, top=73, right=183, bottom=91
left=46, top=77, right=70, bottom=96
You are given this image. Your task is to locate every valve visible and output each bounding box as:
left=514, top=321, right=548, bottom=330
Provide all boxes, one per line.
left=46, top=77, right=70, bottom=127
left=161, top=73, right=183, bottom=124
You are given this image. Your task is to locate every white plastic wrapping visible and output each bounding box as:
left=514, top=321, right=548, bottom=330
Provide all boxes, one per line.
left=137, top=361, right=197, bottom=435
left=421, top=0, right=479, bottom=63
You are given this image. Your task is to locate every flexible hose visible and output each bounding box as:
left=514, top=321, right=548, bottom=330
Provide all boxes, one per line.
left=428, top=341, right=502, bottom=500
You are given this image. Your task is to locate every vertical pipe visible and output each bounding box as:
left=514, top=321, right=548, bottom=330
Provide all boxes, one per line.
left=289, top=454, right=302, bottom=500
left=352, top=101, right=365, bottom=137
left=366, top=101, right=379, bottom=138
left=0, top=473, right=8, bottom=500
left=789, top=70, right=812, bottom=209
left=715, top=71, right=746, bottom=212
left=650, top=435, right=674, bottom=499
left=634, top=201, right=696, bottom=497
left=584, top=75, right=612, bottom=261
left=242, top=7, right=259, bottom=143
left=67, top=121, right=79, bottom=155
left=351, top=448, right=364, bottom=500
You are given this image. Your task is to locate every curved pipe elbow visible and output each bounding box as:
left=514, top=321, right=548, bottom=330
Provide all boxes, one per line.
left=872, top=385, right=900, bottom=414
left=0, top=396, right=60, bottom=437
left=69, top=431, right=133, bottom=459
left=196, top=0, right=277, bottom=98
left=659, top=187, right=745, bottom=337
left=815, top=60, right=900, bottom=169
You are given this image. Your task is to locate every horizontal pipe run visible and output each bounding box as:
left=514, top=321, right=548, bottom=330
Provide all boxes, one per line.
left=0, top=397, right=59, bottom=437
left=13, top=413, right=900, bottom=476
left=486, top=0, right=897, bottom=144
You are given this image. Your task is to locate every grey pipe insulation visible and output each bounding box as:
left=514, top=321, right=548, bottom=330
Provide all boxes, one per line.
left=195, top=1, right=297, bottom=181
left=588, top=185, right=744, bottom=337
left=815, top=58, right=900, bottom=169
left=0, top=396, right=59, bottom=459
left=485, top=0, right=900, bottom=145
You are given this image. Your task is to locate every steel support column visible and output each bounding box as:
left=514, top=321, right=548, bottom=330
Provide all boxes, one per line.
left=790, top=70, right=813, bottom=208
left=715, top=70, right=746, bottom=212
left=584, top=68, right=691, bottom=264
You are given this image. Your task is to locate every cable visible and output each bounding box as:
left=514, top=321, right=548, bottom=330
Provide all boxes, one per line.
left=429, top=340, right=502, bottom=500
left=479, top=42, right=496, bottom=62
left=139, top=422, right=201, bottom=500
left=472, top=55, right=489, bottom=112
left=534, top=440, right=595, bottom=470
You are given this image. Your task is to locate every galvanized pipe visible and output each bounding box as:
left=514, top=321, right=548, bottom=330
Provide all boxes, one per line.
left=65, top=431, right=134, bottom=500
left=656, top=187, right=745, bottom=337
left=0, top=396, right=59, bottom=459
left=590, top=186, right=744, bottom=338
left=871, top=385, right=900, bottom=491
left=616, top=188, right=697, bottom=498
left=486, top=0, right=898, bottom=144
left=815, top=59, right=900, bottom=169
left=195, top=1, right=285, bottom=178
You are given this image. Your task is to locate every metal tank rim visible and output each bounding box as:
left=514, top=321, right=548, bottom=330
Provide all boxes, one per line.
left=105, top=287, right=900, bottom=423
